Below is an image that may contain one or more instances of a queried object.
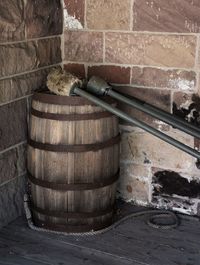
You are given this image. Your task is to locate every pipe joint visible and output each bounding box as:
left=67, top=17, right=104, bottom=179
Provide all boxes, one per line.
left=87, top=76, right=112, bottom=96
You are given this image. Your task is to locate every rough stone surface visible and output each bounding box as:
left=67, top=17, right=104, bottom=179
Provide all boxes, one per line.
left=115, top=86, right=170, bottom=130
left=131, top=67, right=196, bottom=91
left=87, top=0, right=131, bottom=30
left=0, top=148, right=18, bottom=185
left=198, top=203, right=200, bottom=216
left=0, top=175, right=26, bottom=229
left=0, top=99, right=27, bottom=151
left=64, top=63, right=86, bottom=79
left=0, top=42, right=38, bottom=77
left=152, top=195, right=198, bottom=215
left=173, top=92, right=200, bottom=127
left=64, top=31, right=103, bottom=63
left=64, top=0, right=85, bottom=26
left=37, top=37, right=62, bottom=68
left=120, top=130, right=195, bottom=171
left=0, top=69, right=49, bottom=104
left=173, top=92, right=193, bottom=109
left=26, top=0, right=63, bottom=38
left=17, top=144, right=27, bottom=176
left=0, top=0, right=25, bottom=42
left=120, top=162, right=150, bottom=181
left=198, top=45, right=200, bottom=69
left=105, top=33, right=196, bottom=68
left=88, top=65, right=131, bottom=84
left=0, top=144, right=26, bottom=186
left=118, top=163, right=149, bottom=203
left=133, top=0, right=200, bottom=33
left=0, top=0, right=62, bottom=229
left=62, top=0, right=200, bottom=215
left=0, top=38, right=60, bottom=79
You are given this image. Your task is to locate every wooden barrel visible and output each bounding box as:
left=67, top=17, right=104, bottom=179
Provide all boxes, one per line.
left=27, top=91, right=120, bottom=233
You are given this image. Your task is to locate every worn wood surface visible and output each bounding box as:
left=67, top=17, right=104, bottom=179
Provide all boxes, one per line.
left=28, top=96, right=119, bottom=231
left=0, top=204, right=200, bottom=265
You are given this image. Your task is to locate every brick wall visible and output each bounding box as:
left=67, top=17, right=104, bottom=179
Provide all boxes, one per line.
left=63, top=0, right=200, bottom=215
left=0, top=0, right=63, bottom=228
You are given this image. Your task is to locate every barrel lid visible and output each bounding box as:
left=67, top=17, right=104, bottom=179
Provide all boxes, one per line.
left=33, top=89, right=116, bottom=106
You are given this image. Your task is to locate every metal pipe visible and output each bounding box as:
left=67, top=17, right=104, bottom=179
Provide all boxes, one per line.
left=86, top=76, right=200, bottom=134
left=108, top=90, right=200, bottom=139
left=74, top=87, right=200, bottom=160
left=145, top=104, right=200, bottom=132
left=135, top=94, right=200, bottom=132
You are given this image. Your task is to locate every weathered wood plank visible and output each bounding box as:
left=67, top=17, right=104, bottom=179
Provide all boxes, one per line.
left=61, top=216, right=200, bottom=265
left=0, top=257, right=51, bottom=265
left=0, top=212, right=200, bottom=265
left=13, top=215, right=200, bottom=265
left=0, top=219, right=142, bottom=265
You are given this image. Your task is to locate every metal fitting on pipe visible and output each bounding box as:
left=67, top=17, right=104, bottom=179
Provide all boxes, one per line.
left=87, top=76, right=111, bottom=96
left=74, top=87, right=200, bottom=160
left=86, top=76, right=200, bottom=139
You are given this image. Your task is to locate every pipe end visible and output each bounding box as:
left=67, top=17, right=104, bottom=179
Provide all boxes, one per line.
left=87, top=76, right=111, bottom=96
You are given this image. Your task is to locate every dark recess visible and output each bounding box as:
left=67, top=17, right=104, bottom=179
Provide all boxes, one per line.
left=153, top=170, right=200, bottom=198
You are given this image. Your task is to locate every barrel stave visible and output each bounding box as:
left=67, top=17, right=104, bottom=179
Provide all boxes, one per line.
left=28, top=93, right=119, bottom=232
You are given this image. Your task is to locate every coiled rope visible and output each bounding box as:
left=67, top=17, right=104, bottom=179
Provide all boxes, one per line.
left=24, top=194, right=179, bottom=237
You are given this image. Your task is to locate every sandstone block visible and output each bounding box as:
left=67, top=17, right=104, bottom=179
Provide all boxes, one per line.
left=131, top=67, right=196, bottom=91
left=0, top=0, right=25, bottom=42
left=105, top=33, right=196, bottom=68
left=64, top=63, right=86, bottom=79
left=88, top=65, right=131, bottom=84
left=0, top=148, right=18, bottom=185
left=0, top=69, right=49, bottom=104
left=133, top=0, right=200, bottom=33
left=0, top=175, right=26, bottom=229
left=0, top=99, right=27, bottom=151
left=0, top=42, right=38, bottom=77
left=64, top=0, right=85, bottom=26
left=26, top=0, right=63, bottom=38
left=120, top=130, right=195, bottom=171
left=17, top=144, right=27, bottom=176
left=118, top=163, right=150, bottom=203
left=37, top=37, right=62, bottom=68
left=87, top=0, right=131, bottom=30
left=64, top=31, right=103, bottom=63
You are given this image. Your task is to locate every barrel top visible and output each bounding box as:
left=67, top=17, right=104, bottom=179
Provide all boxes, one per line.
left=33, top=90, right=116, bottom=106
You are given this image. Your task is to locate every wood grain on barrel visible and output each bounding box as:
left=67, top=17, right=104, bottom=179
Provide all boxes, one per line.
left=28, top=93, right=119, bottom=232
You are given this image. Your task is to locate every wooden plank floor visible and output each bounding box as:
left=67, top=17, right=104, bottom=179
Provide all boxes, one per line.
left=0, top=204, right=200, bottom=265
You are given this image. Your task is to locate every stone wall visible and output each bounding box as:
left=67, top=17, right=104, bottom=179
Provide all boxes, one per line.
left=63, top=0, right=200, bottom=215
left=0, top=0, right=63, bottom=228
